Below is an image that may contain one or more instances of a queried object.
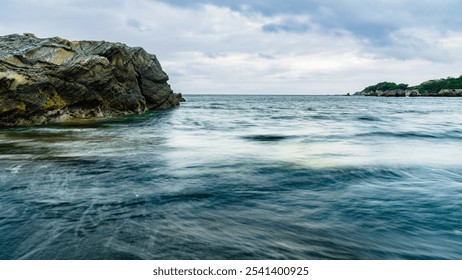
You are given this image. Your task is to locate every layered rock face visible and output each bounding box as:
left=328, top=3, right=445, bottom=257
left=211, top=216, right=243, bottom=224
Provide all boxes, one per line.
left=0, top=33, right=184, bottom=126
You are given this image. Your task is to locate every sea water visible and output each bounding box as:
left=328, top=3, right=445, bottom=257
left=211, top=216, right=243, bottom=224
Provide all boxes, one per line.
left=0, top=95, right=461, bottom=259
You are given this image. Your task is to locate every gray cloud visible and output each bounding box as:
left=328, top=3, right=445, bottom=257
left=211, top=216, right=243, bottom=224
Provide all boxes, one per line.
left=258, top=53, right=276, bottom=60
left=155, top=0, right=462, bottom=49
left=127, top=18, right=142, bottom=29
left=262, top=19, right=311, bottom=33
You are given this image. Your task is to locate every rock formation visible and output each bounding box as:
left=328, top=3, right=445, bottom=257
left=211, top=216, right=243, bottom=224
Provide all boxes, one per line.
left=353, top=89, right=462, bottom=97
left=355, top=76, right=462, bottom=97
left=0, top=33, right=184, bottom=126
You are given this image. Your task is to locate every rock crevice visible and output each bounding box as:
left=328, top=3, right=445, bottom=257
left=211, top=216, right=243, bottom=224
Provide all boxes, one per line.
left=0, top=33, right=184, bottom=126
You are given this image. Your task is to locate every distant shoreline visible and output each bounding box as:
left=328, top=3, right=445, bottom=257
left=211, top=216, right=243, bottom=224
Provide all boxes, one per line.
left=354, top=75, right=462, bottom=97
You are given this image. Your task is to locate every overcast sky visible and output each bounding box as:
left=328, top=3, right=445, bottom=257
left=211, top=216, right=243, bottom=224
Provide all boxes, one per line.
left=1, top=0, right=462, bottom=94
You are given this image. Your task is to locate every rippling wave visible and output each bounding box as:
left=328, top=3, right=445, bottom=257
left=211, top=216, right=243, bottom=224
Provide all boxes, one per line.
left=1, top=95, right=462, bottom=259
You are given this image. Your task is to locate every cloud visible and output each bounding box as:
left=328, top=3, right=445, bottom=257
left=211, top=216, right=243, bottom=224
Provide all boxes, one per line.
left=126, top=18, right=152, bottom=32
left=1, top=0, right=462, bottom=94
left=156, top=0, right=462, bottom=47
left=262, top=17, right=312, bottom=34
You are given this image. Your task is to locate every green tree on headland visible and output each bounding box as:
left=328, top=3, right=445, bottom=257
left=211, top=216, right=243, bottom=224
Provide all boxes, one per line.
left=363, top=82, right=408, bottom=93
left=362, top=75, right=462, bottom=94
left=414, top=75, right=462, bottom=93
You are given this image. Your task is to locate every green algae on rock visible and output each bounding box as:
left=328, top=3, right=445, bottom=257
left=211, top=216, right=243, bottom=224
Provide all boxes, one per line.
left=0, top=33, right=184, bottom=126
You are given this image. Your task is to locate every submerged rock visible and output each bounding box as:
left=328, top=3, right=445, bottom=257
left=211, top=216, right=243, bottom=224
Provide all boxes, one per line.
left=0, top=33, right=184, bottom=126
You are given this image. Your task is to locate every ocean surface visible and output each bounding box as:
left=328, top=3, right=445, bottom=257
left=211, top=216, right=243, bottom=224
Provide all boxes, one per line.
left=1, top=95, right=462, bottom=260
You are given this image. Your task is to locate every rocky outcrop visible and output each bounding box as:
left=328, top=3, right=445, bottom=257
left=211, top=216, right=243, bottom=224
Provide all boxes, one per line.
left=354, top=89, right=408, bottom=97
left=354, top=89, right=462, bottom=97
left=437, top=89, right=462, bottom=96
left=0, top=33, right=184, bottom=126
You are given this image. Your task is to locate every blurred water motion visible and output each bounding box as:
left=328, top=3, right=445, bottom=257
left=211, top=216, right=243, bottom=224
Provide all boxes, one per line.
left=1, top=95, right=461, bottom=259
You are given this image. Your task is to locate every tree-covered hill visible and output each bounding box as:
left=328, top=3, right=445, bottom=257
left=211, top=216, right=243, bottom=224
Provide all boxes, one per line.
left=414, top=75, right=462, bottom=93
left=363, top=82, right=409, bottom=93
left=359, top=75, right=462, bottom=96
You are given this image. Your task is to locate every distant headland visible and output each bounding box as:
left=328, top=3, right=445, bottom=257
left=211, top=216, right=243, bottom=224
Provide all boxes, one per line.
left=353, top=75, right=462, bottom=97
left=0, top=33, right=184, bottom=127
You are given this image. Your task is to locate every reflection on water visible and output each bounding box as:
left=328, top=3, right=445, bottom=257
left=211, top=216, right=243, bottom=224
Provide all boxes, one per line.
left=1, top=95, right=462, bottom=259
